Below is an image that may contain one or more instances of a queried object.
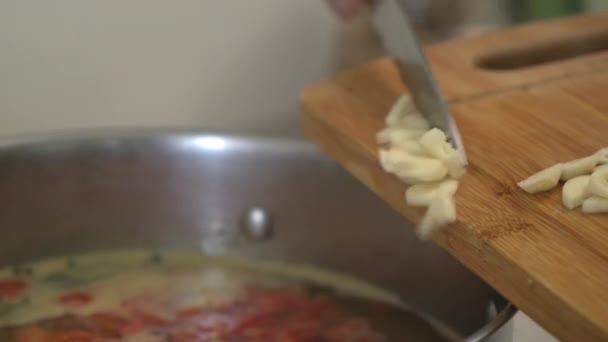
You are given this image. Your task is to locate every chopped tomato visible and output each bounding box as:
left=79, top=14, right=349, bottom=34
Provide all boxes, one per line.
left=231, top=311, right=272, bottom=335
left=302, top=295, right=331, bottom=320
left=131, top=309, right=170, bottom=327
left=13, top=326, right=54, bottom=342
left=55, top=330, right=103, bottom=342
left=58, top=292, right=93, bottom=306
left=8, top=283, right=388, bottom=341
left=0, top=278, right=27, bottom=299
left=176, top=306, right=204, bottom=319
left=87, top=312, right=143, bottom=338
left=16, top=328, right=102, bottom=342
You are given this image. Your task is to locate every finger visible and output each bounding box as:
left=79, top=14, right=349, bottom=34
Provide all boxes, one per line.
left=325, top=0, right=365, bottom=20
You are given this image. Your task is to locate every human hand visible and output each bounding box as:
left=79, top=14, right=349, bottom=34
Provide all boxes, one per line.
left=325, top=0, right=378, bottom=20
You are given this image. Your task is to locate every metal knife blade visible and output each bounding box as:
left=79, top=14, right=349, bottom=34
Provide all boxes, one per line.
left=371, top=0, right=467, bottom=164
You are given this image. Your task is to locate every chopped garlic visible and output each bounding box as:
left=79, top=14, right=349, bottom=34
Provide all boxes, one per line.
left=417, top=195, right=456, bottom=239
left=387, top=152, right=448, bottom=184
left=385, top=95, right=416, bottom=126
left=377, top=94, right=466, bottom=239
left=594, top=164, right=608, bottom=173
left=561, top=154, right=598, bottom=180
left=417, top=129, right=465, bottom=179
left=517, top=163, right=563, bottom=194
left=441, top=145, right=466, bottom=179
left=561, top=175, right=591, bottom=210
left=519, top=146, right=608, bottom=214
left=376, top=127, right=427, bottom=146
left=582, top=196, right=608, bottom=214
left=391, top=140, right=426, bottom=156
left=392, top=114, right=431, bottom=130
left=406, top=179, right=459, bottom=207
left=588, top=168, right=608, bottom=199
left=418, top=128, right=448, bottom=159
left=380, top=148, right=447, bottom=183
left=596, top=147, right=608, bottom=165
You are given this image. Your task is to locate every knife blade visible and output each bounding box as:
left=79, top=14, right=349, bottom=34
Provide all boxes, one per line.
left=371, top=0, right=467, bottom=164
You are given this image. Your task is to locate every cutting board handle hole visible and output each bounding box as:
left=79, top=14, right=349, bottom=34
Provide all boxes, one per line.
left=475, top=31, right=608, bottom=70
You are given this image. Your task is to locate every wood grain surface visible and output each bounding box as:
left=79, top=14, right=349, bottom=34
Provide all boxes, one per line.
left=300, top=13, right=608, bottom=342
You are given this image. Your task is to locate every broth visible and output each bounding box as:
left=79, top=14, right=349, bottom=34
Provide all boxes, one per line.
left=0, top=249, right=449, bottom=341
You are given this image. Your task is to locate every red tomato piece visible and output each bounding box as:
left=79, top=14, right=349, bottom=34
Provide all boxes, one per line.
left=231, top=311, right=273, bottom=335
left=58, top=292, right=93, bottom=306
left=13, top=326, right=54, bottom=342
left=0, top=278, right=27, bottom=299
left=55, top=330, right=103, bottom=342
left=176, top=306, right=204, bottom=319
left=87, top=312, right=143, bottom=338
left=131, top=309, right=170, bottom=327
left=302, top=295, right=331, bottom=320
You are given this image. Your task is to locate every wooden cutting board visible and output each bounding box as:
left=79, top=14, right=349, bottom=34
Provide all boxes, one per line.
left=300, top=12, right=608, bottom=342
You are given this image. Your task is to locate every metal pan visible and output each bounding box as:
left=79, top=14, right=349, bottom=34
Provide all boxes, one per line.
left=0, top=130, right=515, bottom=341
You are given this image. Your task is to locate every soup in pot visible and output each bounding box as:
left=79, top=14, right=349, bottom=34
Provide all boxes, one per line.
left=0, top=249, right=449, bottom=341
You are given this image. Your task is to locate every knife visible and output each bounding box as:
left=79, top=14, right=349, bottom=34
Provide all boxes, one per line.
left=371, top=0, right=467, bottom=164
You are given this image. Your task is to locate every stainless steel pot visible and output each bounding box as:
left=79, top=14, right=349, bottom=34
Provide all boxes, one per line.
left=0, top=131, right=515, bottom=341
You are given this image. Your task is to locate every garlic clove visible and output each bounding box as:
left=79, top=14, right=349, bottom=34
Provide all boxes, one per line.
left=588, top=168, right=608, bottom=199
left=417, top=195, right=456, bottom=239
left=385, top=95, right=416, bottom=126
left=376, top=127, right=427, bottom=146
left=418, top=128, right=448, bottom=159
left=595, top=147, right=608, bottom=165
left=594, top=164, right=608, bottom=173
left=582, top=196, right=608, bottom=214
left=406, top=179, right=459, bottom=207
left=391, top=140, right=427, bottom=156
left=561, top=154, right=599, bottom=180
left=562, top=175, right=591, bottom=210
left=517, top=163, right=563, bottom=194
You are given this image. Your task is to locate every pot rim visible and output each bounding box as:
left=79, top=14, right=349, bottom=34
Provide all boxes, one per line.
left=0, top=127, right=519, bottom=340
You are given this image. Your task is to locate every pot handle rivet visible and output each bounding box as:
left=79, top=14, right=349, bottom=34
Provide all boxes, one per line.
left=241, top=207, right=273, bottom=240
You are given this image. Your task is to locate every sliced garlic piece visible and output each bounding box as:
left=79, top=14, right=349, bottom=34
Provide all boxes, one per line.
left=406, top=179, right=459, bottom=207
left=378, top=149, right=395, bottom=173
left=418, top=128, right=447, bottom=159
left=379, top=148, right=447, bottom=184
left=418, top=129, right=465, bottom=179
left=391, top=155, right=448, bottom=184
left=517, top=163, right=563, bottom=194
left=391, top=140, right=427, bottom=156
left=417, top=195, right=456, bottom=239
left=561, top=154, right=599, bottom=180
left=376, top=127, right=427, bottom=146
left=594, top=164, right=608, bottom=173
left=385, top=95, right=416, bottom=126
left=588, top=168, right=608, bottom=198
left=561, top=175, right=591, bottom=210
left=418, top=128, right=465, bottom=179
left=595, top=147, right=608, bottom=165
left=582, top=196, right=608, bottom=214
left=441, top=142, right=466, bottom=179
left=380, top=148, right=438, bottom=181
left=393, top=114, right=431, bottom=130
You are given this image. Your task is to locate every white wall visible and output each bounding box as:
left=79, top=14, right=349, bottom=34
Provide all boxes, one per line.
left=0, top=0, right=379, bottom=137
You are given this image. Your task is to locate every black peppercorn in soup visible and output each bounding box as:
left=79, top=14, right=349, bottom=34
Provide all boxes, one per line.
left=0, top=249, right=449, bottom=341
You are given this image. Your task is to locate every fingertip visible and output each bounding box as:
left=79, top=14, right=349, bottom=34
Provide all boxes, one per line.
left=325, top=0, right=364, bottom=20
